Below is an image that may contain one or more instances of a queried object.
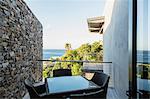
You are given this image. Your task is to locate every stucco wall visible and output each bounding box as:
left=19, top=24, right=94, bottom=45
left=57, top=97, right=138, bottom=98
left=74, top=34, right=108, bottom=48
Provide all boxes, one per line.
left=0, top=0, right=43, bottom=98
left=103, top=0, right=129, bottom=98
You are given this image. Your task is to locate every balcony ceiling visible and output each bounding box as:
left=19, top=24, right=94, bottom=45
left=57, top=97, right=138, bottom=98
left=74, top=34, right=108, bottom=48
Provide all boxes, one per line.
left=87, top=16, right=105, bottom=34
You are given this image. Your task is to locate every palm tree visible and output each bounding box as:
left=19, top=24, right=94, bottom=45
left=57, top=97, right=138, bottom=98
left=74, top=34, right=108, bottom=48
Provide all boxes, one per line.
left=65, top=43, right=72, bottom=51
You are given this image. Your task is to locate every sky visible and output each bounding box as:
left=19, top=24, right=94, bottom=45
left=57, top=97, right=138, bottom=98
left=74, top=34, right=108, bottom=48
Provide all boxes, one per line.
left=25, top=0, right=106, bottom=49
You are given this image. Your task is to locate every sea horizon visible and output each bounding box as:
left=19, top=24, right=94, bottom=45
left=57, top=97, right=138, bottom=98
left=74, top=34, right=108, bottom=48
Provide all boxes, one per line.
left=43, top=49, right=65, bottom=60
left=43, top=49, right=66, bottom=51
left=43, top=49, right=150, bottom=62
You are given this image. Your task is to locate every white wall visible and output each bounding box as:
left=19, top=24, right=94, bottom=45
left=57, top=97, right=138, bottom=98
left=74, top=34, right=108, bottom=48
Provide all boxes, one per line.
left=103, top=0, right=115, bottom=32
left=103, top=0, right=129, bottom=98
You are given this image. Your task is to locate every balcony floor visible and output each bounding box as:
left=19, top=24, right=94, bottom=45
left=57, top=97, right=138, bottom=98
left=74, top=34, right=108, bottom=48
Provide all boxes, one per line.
left=107, top=88, right=118, bottom=99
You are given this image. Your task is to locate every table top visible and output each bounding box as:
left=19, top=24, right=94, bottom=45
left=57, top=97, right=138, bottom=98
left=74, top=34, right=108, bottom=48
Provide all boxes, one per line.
left=46, top=76, right=99, bottom=94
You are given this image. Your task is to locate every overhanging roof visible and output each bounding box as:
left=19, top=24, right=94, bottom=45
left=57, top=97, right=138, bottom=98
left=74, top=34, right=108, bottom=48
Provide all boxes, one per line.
left=87, top=16, right=105, bottom=34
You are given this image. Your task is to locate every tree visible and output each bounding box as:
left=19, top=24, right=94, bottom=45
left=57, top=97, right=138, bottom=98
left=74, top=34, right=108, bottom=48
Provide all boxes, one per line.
left=43, top=41, right=103, bottom=78
left=65, top=43, right=72, bottom=51
left=71, top=63, right=82, bottom=75
left=77, top=43, right=91, bottom=59
left=91, top=41, right=103, bottom=53
left=90, top=41, right=103, bottom=61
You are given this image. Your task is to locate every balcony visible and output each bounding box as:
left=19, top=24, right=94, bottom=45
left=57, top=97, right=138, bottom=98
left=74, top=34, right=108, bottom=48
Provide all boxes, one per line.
left=22, top=60, right=118, bottom=99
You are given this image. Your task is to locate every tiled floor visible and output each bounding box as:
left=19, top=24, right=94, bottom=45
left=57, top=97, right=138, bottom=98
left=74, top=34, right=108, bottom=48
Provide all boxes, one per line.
left=23, top=93, right=30, bottom=99
left=23, top=88, right=118, bottom=99
left=107, top=88, right=118, bottom=99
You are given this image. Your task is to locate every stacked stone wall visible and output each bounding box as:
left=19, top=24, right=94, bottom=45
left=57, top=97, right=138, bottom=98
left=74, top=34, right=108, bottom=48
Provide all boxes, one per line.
left=0, top=0, right=43, bottom=98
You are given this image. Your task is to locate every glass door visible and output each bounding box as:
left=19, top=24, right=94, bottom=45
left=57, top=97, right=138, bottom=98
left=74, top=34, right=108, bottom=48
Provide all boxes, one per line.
left=137, top=0, right=150, bottom=98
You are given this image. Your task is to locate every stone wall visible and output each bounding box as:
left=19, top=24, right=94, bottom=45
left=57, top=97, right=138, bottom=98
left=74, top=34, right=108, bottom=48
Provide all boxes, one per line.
left=0, top=0, right=43, bottom=98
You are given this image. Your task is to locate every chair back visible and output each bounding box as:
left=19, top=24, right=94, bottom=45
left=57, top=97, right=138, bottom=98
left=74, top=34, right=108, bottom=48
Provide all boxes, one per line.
left=91, top=72, right=110, bottom=97
left=24, top=79, right=39, bottom=98
left=53, top=69, right=72, bottom=77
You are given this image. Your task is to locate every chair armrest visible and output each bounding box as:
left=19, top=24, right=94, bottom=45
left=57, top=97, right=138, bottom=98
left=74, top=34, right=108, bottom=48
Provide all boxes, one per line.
left=70, top=89, right=104, bottom=97
left=33, top=82, right=45, bottom=87
left=33, top=82, right=46, bottom=94
left=39, top=92, right=47, bottom=97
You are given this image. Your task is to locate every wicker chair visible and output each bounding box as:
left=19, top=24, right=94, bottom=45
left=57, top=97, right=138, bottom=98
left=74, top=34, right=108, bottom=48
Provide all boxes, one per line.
left=69, top=88, right=104, bottom=99
left=24, top=78, right=69, bottom=98
left=53, top=69, right=72, bottom=77
left=91, top=72, right=110, bottom=98
left=69, top=72, right=110, bottom=99
left=24, top=79, right=46, bottom=98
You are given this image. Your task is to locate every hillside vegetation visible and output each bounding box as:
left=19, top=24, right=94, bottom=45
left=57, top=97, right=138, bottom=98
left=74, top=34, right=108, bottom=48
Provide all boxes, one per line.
left=43, top=41, right=103, bottom=78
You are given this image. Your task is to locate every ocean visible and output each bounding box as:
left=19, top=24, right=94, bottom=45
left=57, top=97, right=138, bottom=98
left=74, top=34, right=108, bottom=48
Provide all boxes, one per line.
left=43, top=49, right=150, bottom=62
left=43, top=49, right=65, bottom=60
left=137, top=50, right=150, bottom=63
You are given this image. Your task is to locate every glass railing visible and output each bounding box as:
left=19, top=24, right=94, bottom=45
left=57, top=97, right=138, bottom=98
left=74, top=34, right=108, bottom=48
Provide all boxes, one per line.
left=38, top=60, right=113, bottom=87
left=137, top=63, right=150, bottom=92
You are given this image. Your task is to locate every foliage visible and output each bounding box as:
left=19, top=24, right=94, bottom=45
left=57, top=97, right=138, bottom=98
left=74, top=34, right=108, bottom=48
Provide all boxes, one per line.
left=77, top=43, right=91, bottom=58
left=43, top=66, right=52, bottom=78
left=137, top=64, right=150, bottom=79
left=43, top=41, right=103, bottom=78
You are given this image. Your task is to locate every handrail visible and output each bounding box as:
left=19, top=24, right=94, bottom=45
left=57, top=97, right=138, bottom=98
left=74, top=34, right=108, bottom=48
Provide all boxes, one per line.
left=37, top=60, right=112, bottom=63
